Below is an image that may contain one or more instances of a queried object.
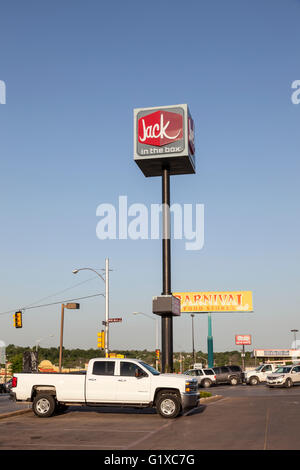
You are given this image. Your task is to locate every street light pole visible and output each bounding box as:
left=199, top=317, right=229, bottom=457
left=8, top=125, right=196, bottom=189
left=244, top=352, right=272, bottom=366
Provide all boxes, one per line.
left=191, top=314, right=195, bottom=364
left=59, top=303, right=80, bottom=372
left=105, top=258, right=109, bottom=357
left=72, top=263, right=108, bottom=354
left=59, top=303, right=65, bottom=373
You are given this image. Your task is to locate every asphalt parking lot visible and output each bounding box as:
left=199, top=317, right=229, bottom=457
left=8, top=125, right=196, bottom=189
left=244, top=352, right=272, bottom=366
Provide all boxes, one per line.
left=1, top=384, right=300, bottom=450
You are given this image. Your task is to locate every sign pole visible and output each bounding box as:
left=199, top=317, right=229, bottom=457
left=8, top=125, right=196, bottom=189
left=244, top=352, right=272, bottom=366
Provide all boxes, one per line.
left=242, top=344, right=245, bottom=370
left=161, top=168, right=173, bottom=373
left=207, top=312, right=214, bottom=368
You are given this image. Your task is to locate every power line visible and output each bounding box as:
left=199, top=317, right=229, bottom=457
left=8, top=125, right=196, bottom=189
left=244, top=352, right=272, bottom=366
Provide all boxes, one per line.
left=0, top=293, right=105, bottom=316
left=21, top=276, right=99, bottom=309
left=0, top=275, right=100, bottom=316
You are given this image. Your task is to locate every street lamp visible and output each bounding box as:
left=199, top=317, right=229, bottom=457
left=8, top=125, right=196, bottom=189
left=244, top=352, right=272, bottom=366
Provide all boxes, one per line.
left=133, top=312, right=159, bottom=370
left=59, top=303, right=80, bottom=372
left=191, top=314, right=196, bottom=364
left=291, top=329, right=299, bottom=349
left=35, top=334, right=54, bottom=351
left=73, top=259, right=109, bottom=356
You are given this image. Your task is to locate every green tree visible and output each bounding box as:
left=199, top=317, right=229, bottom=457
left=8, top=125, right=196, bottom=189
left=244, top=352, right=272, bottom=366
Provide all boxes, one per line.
left=10, top=354, right=23, bottom=374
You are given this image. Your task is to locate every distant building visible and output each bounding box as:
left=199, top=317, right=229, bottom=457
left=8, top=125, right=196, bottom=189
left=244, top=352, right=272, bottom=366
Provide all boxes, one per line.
left=252, top=349, right=300, bottom=365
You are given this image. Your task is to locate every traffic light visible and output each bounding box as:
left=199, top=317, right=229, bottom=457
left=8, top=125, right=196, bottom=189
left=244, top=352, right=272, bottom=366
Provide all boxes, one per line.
left=13, top=311, right=23, bottom=328
left=97, top=330, right=105, bottom=349
left=155, top=349, right=160, bottom=359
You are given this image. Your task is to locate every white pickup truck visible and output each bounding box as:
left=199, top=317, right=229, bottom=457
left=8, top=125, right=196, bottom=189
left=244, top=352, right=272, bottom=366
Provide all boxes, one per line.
left=10, top=358, right=199, bottom=419
left=243, top=363, right=278, bottom=385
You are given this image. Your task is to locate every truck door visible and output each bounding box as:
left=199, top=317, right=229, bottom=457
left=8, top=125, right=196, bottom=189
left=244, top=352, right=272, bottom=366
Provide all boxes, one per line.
left=115, top=361, right=151, bottom=403
left=260, top=364, right=273, bottom=381
left=86, top=360, right=117, bottom=403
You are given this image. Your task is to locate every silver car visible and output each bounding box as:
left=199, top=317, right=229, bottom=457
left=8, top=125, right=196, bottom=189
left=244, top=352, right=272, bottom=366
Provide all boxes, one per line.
left=266, top=365, right=300, bottom=388
left=183, top=368, right=216, bottom=388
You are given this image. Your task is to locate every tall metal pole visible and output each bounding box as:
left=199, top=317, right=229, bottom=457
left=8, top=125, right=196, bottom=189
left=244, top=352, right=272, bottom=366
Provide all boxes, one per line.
left=105, top=258, right=109, bottom=357
left=59, top=304, right=65, bottom=373
left=207, top=312, right=214, bottom=368
left=191, top=314, right=195, bottom=364
left=161, top=168, right=173, bottom=373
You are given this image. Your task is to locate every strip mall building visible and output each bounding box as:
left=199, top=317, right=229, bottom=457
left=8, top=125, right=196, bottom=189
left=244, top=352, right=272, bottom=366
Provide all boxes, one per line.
left=252, top=349, right=300, bottom=365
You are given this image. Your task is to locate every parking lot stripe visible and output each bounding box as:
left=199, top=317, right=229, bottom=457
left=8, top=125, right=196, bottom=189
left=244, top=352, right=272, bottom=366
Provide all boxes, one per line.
left=126, top=420, right=173, bottom=450
left=264, top=408, right=270, bottom=450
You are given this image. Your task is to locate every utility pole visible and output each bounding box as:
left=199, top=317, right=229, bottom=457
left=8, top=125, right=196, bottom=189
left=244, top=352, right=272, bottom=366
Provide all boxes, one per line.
left=59, top=303, right=80, bottom=372
left=191, top=314, right=195, bottom=364
left=105, top=257, right=109, bottom=357
left=59, top=304, right=65, bottom=373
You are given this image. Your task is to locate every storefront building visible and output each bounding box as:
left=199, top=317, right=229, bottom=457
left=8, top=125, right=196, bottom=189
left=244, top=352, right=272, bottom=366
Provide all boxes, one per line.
left=252, top=349, right=300, bottom=365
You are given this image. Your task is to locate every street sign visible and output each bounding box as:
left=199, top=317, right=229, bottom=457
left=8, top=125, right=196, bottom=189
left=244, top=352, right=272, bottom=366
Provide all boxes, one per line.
left=108, top=318, right=122, bottom=323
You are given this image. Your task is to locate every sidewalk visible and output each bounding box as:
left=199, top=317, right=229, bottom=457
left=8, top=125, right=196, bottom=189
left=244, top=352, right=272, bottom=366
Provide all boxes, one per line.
left=0, top=394, right=31, bottom=419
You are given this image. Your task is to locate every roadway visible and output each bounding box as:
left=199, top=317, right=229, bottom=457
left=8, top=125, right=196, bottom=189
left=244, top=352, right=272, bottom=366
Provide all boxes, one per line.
left=1, top=385, right=300, bottom=450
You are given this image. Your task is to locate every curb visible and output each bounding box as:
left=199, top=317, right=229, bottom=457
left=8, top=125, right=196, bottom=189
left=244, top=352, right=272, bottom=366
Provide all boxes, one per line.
left=200, top=394, right=223, bottom=404
left=0, top=408, right=32, bottom=420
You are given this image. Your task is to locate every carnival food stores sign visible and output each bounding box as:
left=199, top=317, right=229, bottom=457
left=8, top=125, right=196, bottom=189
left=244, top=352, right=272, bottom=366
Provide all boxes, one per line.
left=134, top=104, right=195, bottom=177
left=173, top=291, right=253, bottom=313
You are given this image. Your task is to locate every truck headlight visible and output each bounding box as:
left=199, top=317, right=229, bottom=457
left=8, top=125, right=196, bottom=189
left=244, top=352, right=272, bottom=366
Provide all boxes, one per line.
left=185, top=380, right=196, bottom=392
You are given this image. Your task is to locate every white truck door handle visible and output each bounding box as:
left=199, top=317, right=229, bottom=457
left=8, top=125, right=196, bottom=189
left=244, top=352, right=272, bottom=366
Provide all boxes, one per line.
left=88, top=378, right=96, bottom=381
left=118, top=379, right=126, bottom=382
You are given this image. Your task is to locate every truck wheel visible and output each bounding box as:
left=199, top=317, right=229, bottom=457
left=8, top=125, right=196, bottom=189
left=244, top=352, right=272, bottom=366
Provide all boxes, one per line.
left=156, top=394, right=181, bottom=419
left=33, top=394, right=56, bottom=418
left=202, top=379, right=212, bottom=388
left=229, top=376, right=238, bottom=386
left=249, top=376, right=259, bottom=386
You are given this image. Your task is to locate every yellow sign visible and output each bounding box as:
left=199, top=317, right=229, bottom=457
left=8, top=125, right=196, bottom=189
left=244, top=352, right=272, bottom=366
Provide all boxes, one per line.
left=106, top=353, right=125, bottom=358
left=173, top=291, right=253, bottom=313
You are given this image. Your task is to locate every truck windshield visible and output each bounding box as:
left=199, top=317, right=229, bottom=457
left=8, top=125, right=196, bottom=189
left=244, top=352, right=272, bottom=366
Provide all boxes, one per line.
left=139, top=361, right=160, bottom=375
left=255, top=365, right=264, bottom=371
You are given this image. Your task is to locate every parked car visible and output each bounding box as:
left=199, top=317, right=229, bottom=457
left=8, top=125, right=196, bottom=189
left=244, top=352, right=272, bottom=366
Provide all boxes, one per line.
left=0, top=383, right=5, bottom=393
left=183, top=368, right=216, bottom=388
left=4, top=379, right=12, bottom=393
left=243, top=364, right=278, bottom=385
left=212, top=365, right=243, bottom=385
left=266, top=365, right=300, bottom=388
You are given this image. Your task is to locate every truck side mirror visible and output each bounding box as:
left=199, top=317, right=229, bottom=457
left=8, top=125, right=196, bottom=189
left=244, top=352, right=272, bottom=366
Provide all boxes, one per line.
left=135, top=369, right=146, bottom=379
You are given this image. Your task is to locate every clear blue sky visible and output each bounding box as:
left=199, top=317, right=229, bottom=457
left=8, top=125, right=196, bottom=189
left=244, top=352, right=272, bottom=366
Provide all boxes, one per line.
left=0, top=0, right=299, bottom=354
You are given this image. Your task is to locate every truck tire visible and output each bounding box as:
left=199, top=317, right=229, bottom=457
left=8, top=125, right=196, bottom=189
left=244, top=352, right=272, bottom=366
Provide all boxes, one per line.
left=156, top=393, right=181, bottom=419
left=33, top=394, right=56, bottom=418
left=229, top=376, right=238, bottom=386
left=249, top=376, right=259, bottom=386
left=202, top=379, right=212, bottom=388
